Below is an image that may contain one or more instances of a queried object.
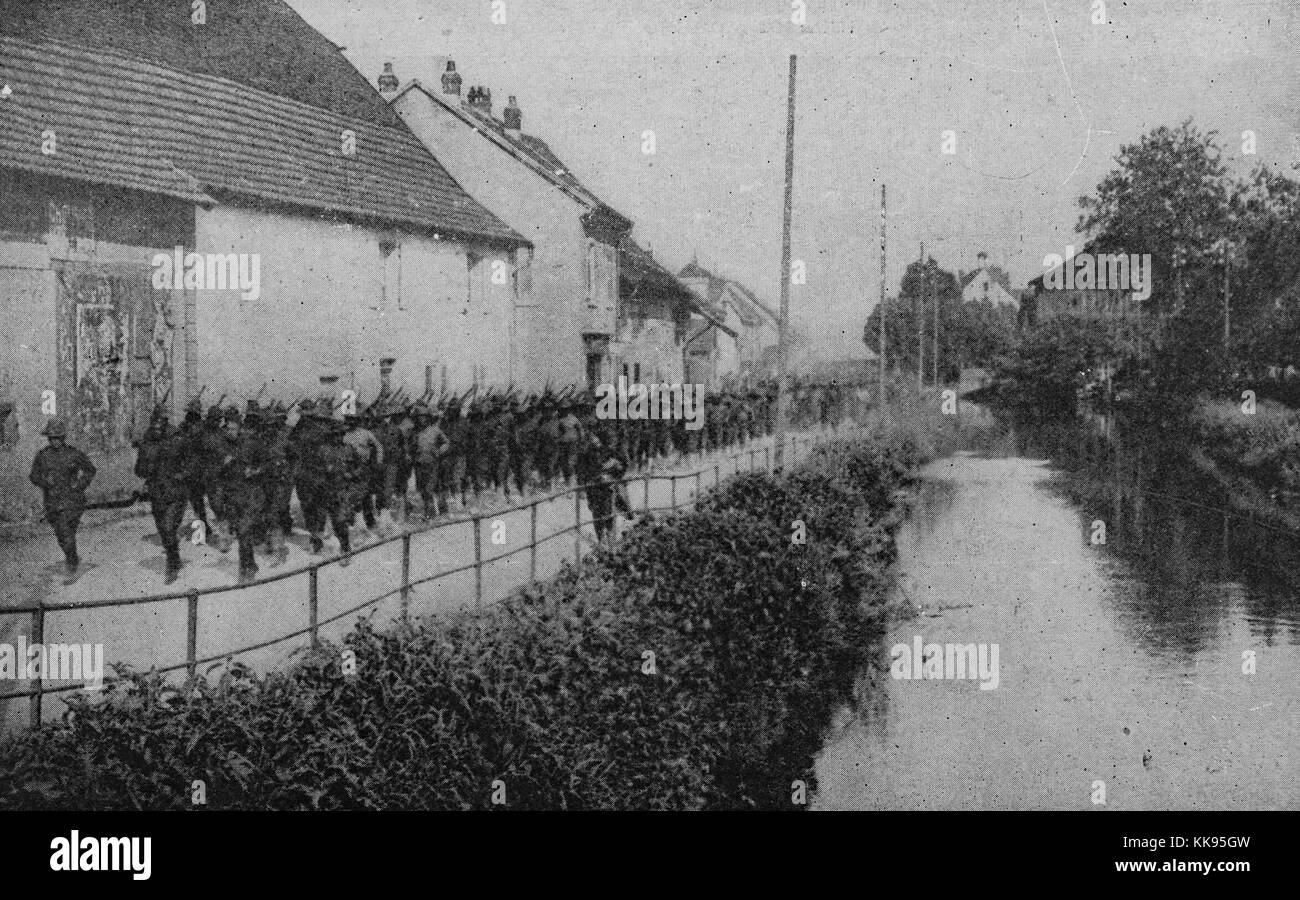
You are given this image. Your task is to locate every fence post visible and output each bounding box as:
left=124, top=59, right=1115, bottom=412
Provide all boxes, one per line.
left=28, top=603, right=44, bottom=729
left=643, top=474, right=650, bottom=512
left=186, top=589, right=199, bottom=678
left=695, top=470, right=702, bottom=502
left=765, top=445, right=771, bottom=473
left=670, top=474, right=677, bottom=509
left=573, top=489, right=582, bottom=567
left=308, top=566, right=319, bottom=649
left=473, top=516, right=483, bottom=608
left=529, top=500, right=538, bottom=583
left=400, top=532, right=412, bottom=622
left=714, top=462, right=720, bottom=488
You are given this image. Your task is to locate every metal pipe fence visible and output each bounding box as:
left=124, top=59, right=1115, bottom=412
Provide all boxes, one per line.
left=0, top=427, right=851, bottom=731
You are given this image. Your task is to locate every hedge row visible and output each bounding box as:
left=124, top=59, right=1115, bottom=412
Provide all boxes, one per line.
left=0, top=420, right=929, bottom=810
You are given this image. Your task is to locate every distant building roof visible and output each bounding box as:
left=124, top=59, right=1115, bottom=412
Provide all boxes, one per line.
left=961, top=264, right=1016, bottom=296
left=678, top=259, right=716, bottom=280
left=0, top=4, right=526, bottom=246
left=393, top=80, right=633, bottom=236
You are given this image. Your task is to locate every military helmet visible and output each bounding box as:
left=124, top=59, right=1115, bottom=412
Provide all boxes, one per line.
left=41, top=417, right=69, bottom=438
left=223, top=406, right=243, bottom=425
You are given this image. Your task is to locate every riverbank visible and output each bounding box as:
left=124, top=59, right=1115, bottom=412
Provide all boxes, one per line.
left=0, top=417, right=932, bottom=810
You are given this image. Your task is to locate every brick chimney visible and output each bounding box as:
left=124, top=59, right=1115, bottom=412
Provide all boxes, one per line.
left=441, top=60, right=462, bottom=97
left=503, top=95, right=522, bottom=137
left=467, top=85, right=492, bottom=117
left=378, top=62, right=399, bottom=95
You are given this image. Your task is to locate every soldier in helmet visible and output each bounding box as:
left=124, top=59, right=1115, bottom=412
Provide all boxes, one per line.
left=555, top=399, right=583, bottom=487
left=343, top=410, right=384, bottom=533
left=213, top=406, right=268, bottom=583
left=180, top=398, right=210, bottom=532
left=255, top=403, right=292, bottom=567
left=29, top=417, right=96, bottom=582
left=411, top=402, right=449, bottom=519
left=134, top=406, right=191, bottom=584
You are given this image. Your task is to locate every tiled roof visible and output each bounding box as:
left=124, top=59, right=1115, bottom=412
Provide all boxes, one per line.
left=728, top=280, right=780, bottom=324
left=397, top=82, right=631, bottom=232
left=0, top=0, right=402, bottom=127
left=0, top=36, right=525, bottom=245
left=678, top=260, right=715, bottom=280
left=961, top=264, right=1015, bottom=296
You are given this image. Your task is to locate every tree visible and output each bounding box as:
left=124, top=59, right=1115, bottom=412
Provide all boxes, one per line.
left=864, top=256, right=1010, bottom=385
left=1076, top=119, right=1233, bottom=321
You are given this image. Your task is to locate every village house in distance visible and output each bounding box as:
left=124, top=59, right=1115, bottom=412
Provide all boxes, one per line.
left=959, top=251, right=1020, bottom=308
left=678, top=259, right=780, bottom=386
left=387, top=63, right=710, bottom=391
left=0, top=0, right=528, bottom=519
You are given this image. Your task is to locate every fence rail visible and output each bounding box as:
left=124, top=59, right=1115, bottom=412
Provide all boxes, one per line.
left=1, top=429, right=850, bottom=730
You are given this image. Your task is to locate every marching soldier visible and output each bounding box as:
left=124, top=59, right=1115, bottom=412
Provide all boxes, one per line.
left=255, top=404, right=292, bottom=567
left=412, top=402, right=449, bottom=519
left=342, top=411, right=384, bottom=532
left=372, top=404, right=409, bottom=528
left=577, top=428, right=628, bottom=545
left=292, top=407, right=354, bottom=562
left=180, top=398, right=210, bottom=531
left=214, top=407, right=267, bottom=584
left=556, top=399, right=583, bottom=487
left=29, top=418, right=96, bottom=583
left=134, top=407, right=191, bottom=584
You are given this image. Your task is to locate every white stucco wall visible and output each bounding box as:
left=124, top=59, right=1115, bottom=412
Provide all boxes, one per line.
left=393, top=87, right=611, bottom=391
left=195, top=204, right=514, bottom=404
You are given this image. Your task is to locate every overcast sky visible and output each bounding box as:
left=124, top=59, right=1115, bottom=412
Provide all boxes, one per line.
left=289, top=0, right=1299, bottom=358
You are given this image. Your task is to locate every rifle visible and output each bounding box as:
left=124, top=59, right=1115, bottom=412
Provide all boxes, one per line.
left=253, top=383, right=268, bottom=404
left=193, top=385, right=207, bottom=404
left=214, top=394, right=228, bottom=410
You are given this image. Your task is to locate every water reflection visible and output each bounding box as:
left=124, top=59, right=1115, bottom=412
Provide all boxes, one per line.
left=813, top=406, right=1300, bottom=810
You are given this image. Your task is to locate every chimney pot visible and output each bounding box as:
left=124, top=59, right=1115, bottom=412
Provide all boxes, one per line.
left=503, top=95, right=522, bottom=135
left=468, top=84, right=493, bottom=117
left=378, top=61, right=399, bottom=94
left=441, top=60, right=462, bottom=97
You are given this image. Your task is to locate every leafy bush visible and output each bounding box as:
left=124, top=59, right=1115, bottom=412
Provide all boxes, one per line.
left=1190, top=396, right=1300, bottom=495
left=0, top=429, right=926, bottom=811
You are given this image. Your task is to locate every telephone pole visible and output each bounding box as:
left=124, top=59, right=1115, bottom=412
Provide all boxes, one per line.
left=932, top=258, right=939, bottom=387
left=773, top=54, right=796, bottom=471
left=917, top=243, right=924, bottom=395
left=878, top=184, right=887, bottom=403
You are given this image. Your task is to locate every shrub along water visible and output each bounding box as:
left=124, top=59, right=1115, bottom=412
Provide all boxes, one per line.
left=0, top=420, right=930, bottom=810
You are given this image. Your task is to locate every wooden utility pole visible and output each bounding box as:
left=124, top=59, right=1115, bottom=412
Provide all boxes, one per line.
left=773, top=54, right=796, bottom=471
left=932, top=257, right=939, bottom=387
left=878, top=184, right=887, bottom=403
left=1224, top=242, right=1231, bottom=349
left=917, top=244, right=924, bottom=395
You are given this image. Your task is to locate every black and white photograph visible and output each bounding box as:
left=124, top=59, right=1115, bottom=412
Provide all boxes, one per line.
left=0, top=0, right=1294, bottom=881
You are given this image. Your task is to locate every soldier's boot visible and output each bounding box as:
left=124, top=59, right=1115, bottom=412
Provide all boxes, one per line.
left=310, top=533, right=325, bottom=555
left=337, top=527, right=352, bottom=566
left=162, top=536, right=183, bottom=583
left=268, top=528, right=289, bottom=567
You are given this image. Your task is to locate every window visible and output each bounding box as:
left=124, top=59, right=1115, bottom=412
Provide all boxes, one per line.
left=380, top=358, right=396, bottom=395
left=380, top=238, right=402, bottom=308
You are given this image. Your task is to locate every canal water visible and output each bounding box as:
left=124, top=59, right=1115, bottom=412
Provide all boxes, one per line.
left=813, top=406, right=1299, bottom=810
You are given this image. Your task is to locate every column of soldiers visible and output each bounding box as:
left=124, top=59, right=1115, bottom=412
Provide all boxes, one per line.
left=34, top=377, right=861, bottom=586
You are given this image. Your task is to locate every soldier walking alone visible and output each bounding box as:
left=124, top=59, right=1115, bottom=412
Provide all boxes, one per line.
left=28, top=418, right=96, bottom=584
